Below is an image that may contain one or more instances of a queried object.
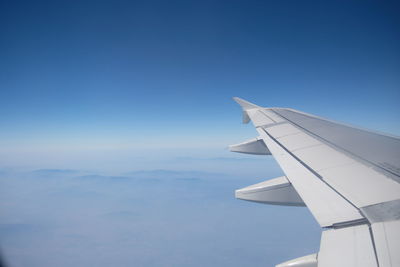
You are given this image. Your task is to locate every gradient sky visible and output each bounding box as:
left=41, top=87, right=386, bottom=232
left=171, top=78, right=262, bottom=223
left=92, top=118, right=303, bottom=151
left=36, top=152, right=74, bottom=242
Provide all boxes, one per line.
left=1, top=0, right=400, bottom=170
left=0, top=1, right=399, bottom=266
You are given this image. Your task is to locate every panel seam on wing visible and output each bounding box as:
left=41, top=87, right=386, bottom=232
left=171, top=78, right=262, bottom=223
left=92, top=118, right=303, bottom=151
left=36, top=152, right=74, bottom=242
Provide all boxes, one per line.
left=270, top=109, right=400, bottom=182
left=260, top=127, right=365, bottom=220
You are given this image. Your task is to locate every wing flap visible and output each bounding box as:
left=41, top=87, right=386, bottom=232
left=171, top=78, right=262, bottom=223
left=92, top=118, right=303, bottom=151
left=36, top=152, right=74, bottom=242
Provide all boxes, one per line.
left=318, top=225, right=377, bottom=267
left=371, top=220, right=400, bottom=267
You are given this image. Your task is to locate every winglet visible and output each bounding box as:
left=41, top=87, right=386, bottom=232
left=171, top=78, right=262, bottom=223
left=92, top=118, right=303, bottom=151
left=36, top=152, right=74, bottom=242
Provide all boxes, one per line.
left=233, top=97, right=260, bottom=111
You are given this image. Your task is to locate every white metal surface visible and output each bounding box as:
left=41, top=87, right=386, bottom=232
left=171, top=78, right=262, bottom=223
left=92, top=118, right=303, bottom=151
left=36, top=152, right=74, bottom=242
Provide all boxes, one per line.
left=242, top=110, right=251, bottom=124
left=266, top=123, right=301, bottom=138
left=260, top=109, right=285, bottom=123
left=257, top=128, right=364, bottom=227
left=233, top=97, right=260, bottom=110
left=272, top=108, right=400, bottom=179
left=229, top=138, right=271, bottom=155
left=231, top=97, right=400, bottom=267
left=247, top=109, right=275, bottom=127
left=276, top=253, right=317, bottom=267
left=277, top=131, right=321, bottom=151
left=318, top=225, right=377, bottom=267
left=371, top=220, right=400, bottom=267
left=318, top=163, right=400, bottom=208
left=263, top=106, right=400, bottom=212
left=235, top=176, right=305, bottom=206
left=291, top=144, right=355, bottom=172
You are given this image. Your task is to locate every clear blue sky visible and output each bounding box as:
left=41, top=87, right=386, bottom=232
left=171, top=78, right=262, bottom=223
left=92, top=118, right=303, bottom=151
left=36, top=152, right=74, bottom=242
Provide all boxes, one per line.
left=0, top=1, right=399, bottom=266
left=1, top=1, right=399, bottom=167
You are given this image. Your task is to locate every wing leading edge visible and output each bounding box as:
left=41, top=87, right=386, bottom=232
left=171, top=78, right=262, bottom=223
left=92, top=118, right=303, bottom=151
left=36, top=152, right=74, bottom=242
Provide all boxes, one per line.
left=230, top=97, right=400, bottom=267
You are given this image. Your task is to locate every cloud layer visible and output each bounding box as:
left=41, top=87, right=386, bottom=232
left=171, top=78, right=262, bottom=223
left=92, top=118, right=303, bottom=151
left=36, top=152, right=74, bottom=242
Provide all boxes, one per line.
left=0, top=168, right=320, bottom=267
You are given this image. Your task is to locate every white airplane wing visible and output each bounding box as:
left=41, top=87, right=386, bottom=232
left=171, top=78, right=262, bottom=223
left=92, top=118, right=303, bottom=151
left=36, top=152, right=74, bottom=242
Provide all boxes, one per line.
left=230, top=97, right=400, bottom=267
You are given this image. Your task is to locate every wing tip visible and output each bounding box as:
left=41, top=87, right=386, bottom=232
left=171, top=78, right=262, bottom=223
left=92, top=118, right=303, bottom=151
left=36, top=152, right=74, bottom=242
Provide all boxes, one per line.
left=232, top=97, right=260, bottom=110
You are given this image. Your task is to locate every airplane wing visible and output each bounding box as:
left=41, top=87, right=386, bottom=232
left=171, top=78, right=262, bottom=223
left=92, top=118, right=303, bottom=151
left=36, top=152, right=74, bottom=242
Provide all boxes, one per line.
left=230, top=97, right=400, bottom=267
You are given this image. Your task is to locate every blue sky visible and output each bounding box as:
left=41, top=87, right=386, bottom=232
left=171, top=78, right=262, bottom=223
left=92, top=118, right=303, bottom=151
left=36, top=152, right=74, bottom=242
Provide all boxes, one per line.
left=1, top=0, right=399, bottom=163
left=0, top=0, right=399, bottom=266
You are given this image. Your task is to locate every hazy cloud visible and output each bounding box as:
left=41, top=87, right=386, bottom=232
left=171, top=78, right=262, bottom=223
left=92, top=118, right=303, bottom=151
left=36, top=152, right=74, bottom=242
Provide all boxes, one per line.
left=0, top=169, right=320, bottom=267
